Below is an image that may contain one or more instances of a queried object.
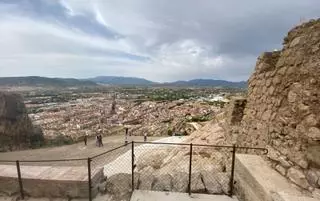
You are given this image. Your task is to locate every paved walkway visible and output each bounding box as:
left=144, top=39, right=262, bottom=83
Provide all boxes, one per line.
left=130, top=190, right=238, bottom=201
left=0, top=135, right=164, bottom=166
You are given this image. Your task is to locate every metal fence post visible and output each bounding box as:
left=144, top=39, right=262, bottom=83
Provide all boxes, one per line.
left=87, top=158, right=92, bottom=201
left=229, top=144, right=236, bottom=197
left=131, top=141, right=135, bottom=192
left=16, top=160, right=24, bottom=199
left=188, top=143, right=193, bottom=195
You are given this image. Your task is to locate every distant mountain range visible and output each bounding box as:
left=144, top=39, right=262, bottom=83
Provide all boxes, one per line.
left=166, top=79, right=247, bottom=88
left=0, top=76, right=97, bottom=87
left=88, top=76, right=247, bottom=88
left=88, top=76, right=154, bottom=85
left=0, top=76, right=247, bottom=88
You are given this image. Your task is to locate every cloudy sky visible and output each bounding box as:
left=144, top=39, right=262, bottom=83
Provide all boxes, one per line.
left=0, top=0, right=319, bottom=82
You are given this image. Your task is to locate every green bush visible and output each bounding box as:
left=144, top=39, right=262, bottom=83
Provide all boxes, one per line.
left=186, top=115, right=211, bottom=122
left=45, top=134, right=73, bottom=147
left=29, top=125, right=45, bottom=148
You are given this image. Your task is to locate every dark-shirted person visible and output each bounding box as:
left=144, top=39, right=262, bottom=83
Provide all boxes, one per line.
left=99, top=134, right=103, bottom=147
left=125, top=128, right=129, bottom=144
left=144, top=133, right=147, bottom=142
left=84, top=134, right=88, bottom=146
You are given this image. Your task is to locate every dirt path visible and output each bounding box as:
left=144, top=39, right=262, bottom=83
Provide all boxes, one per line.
left=0, top=135, right=164, bottom=167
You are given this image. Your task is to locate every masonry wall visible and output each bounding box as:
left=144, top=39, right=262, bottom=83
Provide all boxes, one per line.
left=235, top=19, right=320, bottom=197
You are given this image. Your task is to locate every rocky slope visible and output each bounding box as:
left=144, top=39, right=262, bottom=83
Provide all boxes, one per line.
left=0, top=92, right=43, bottom=151
left=227, top=19, right=320, bottom=198
left=134, top=120, right=231, bottom=195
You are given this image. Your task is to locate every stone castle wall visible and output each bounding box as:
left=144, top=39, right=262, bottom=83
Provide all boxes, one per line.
left=234, top=19, right=320, bottom=197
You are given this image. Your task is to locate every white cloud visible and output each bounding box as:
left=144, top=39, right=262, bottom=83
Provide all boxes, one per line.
left=0, top=0, right=319, bottom=82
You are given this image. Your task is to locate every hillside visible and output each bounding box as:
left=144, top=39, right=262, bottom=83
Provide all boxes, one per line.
left=0, top=76, right=97, bottom=87
left=88, top=76, right=154, bottom=85
left=89, top=76, right=247, bottom=88
left=167, top=79, right=247, bottom=88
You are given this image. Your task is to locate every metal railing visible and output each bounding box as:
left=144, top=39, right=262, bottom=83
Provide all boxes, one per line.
left=131, top=142, right=267, bottom=197
left=0, top=141, right=267, bottom=200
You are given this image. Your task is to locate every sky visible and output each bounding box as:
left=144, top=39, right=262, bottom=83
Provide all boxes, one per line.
left=0, top=0, right=319, bottom=82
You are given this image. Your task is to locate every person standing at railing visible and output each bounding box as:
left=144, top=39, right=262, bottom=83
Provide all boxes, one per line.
left=125, top=127, right=129, bottom=144
left=84, top=134, right=88, bottom=146
left=98, top=134, right=103, bottom=147
left=96, top=135, right=99, bottom=147
left=144, top=132, right=147, bottom=142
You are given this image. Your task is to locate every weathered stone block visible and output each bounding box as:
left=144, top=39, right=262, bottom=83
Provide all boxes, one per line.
left=306, top=169, right=320, bottom=188
left=152, top=174, right=172, bottom=191
left=307, top=145, right=320, bottom=168
left=287, top=167, right=309, bottom=189
left=201, top=171, right=223, bottom=194
left=190, top=172, right=206, bottom=193
left=308, top=127, right=320, bottom=141
left=171, top=172, right=188, bottom=192
left=275, top=164, right=287, bottom=176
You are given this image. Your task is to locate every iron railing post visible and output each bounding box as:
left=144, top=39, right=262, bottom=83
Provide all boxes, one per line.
left=16, top=160, right=24, bottom=199
left=131, top=141, right=135, bottom=192
left=188, top=143, right=193, bottom=195
left=87, top=158, right=92, bottom=201
left=229, top=144, right=236, bottom=197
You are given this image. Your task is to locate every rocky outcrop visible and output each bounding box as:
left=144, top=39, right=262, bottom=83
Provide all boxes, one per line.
left=134, top=121, right=231, bottom=195
left=104, top=173, right=132, bottom=201
left=226, top=98, right=247, bottom=125
left=231, top=19, right=320, bottom=196
left=0, top=92, right=43, bottom=151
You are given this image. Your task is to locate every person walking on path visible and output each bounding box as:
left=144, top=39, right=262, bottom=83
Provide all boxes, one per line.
left=98, top=134, right=104, bottom=147
left=144, top=132, right=147, bottom=142
left=96, top=135, right=99, bottom=147
left=125, top=127, right=129, bottom=144
left=84, top=134, right=88, bottom=146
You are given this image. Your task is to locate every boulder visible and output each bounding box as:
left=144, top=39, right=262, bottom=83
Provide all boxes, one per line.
left=105, top=173, right=131, bottom=201
left=201, top=171, right=223, bottom=194
left=287, top=167, right=309, bottom=189
left=307, top=145, right=320, bottom=168
left=215, top=172, right=230, bottom=194
left=275, top=165, right=287, bottom=176
left=278, top=156, right=292, bottom=168
left=308, top=127, right=320, bottom=141
left=138, top=167, right=155, bottom=190
left=171, top=172, right=189, bottom=193
left=152, top=174, right=172, bottom=191
left=136, top=150, right=168, bottom=170
left=312, top=188, right=320, bottom=200
left=191, top=172, right=206, bottom=193
left=306, top=169, right=320, bottom=188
